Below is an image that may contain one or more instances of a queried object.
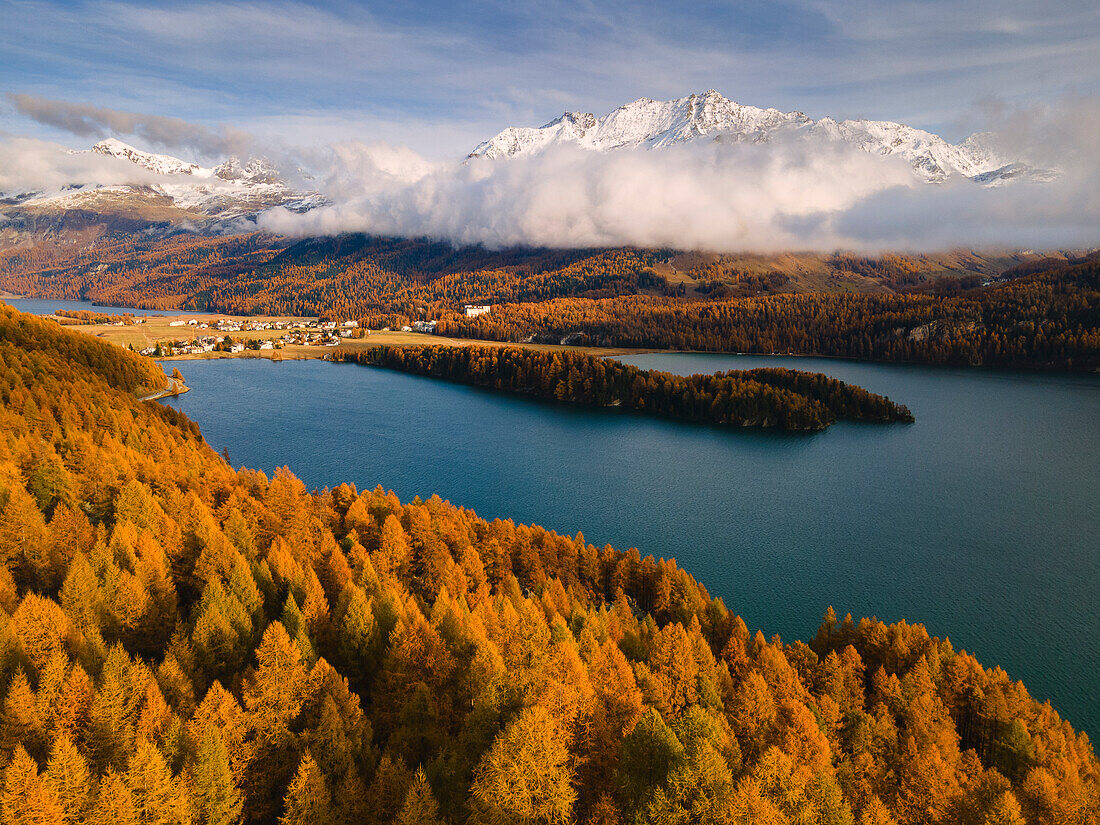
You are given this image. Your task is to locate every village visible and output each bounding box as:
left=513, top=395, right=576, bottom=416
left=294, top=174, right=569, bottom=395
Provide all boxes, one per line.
left=142, top=317, right=362, bottom=356
left=133, top=304, right=493, bottom=357
left=60, top=302, right=633, bottom=361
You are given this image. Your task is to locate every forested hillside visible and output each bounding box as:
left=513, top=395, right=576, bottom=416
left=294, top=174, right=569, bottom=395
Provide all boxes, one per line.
left=2, top=230, right=1095, bottom=370
left=0, top=230, right=1057, bottom=319
left=0, top=305, right=1097, bottom=824
left=441, top=260, right=1100, bottom=371
left=340, top=345, right=914, bottom=429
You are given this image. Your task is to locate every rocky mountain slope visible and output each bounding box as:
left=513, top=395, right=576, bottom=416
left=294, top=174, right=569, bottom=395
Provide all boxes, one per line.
left=469, top=89, right=1054, bottom=185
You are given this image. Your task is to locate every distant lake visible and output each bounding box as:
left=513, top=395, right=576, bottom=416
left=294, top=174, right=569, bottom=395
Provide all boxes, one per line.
left=1, top=297, right=184, bottom=316
left=160, top=354, right=1100, bottom=736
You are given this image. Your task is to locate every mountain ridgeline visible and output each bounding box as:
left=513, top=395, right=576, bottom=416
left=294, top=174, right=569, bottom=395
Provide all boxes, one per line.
left=467, top=89, right=1048, bottom=186
left=0, top=305, right=1096, bottom=824
left=336, top=345, right=913, bottom=429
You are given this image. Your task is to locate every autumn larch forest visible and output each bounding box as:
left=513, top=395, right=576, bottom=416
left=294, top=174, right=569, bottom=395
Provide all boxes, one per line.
left=337, top=345, right=914, bottom=429
left=2, top=236, right=1097, bottom=371
left=0, top=301, right=1096, bottom=825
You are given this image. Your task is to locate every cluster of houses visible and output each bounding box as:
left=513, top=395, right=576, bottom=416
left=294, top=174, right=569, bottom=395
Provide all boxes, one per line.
left=395, top=306, right=490, bottom=333
left=140, top=336, right=251, bottom=356
left=144, top=317, right=362, bottom=356
left=167, top=317, right=359, bottom=333
left=141, top=306, right=491, bottom=357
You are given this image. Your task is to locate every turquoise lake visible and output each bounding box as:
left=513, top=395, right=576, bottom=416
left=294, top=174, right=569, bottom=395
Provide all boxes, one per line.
left=158, top=353, right=1100, bottom=736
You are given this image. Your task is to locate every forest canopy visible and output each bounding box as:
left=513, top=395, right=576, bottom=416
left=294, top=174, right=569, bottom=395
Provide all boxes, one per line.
left=439, top=260, right=1100, bottom=371
left=0, top=304, right=1096, bottom=824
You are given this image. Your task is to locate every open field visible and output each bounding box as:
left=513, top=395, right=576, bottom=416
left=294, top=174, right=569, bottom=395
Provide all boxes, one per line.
left=63, top=312, right=650, bottom=360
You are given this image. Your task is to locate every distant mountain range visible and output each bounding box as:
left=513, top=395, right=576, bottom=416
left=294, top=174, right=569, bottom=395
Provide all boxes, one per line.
left=468, top=89, right=1056, bottom=186
left=0, top=90, right=1058, bottom=247
left=0, top=138, right=323, bottom=224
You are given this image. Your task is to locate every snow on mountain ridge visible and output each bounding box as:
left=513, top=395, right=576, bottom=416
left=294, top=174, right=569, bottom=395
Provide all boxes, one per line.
left=468, top=90, right=1041, bottom=184
left=19, top=139, right=325, bottom=220
left=91, top=138, right=200, bottom=176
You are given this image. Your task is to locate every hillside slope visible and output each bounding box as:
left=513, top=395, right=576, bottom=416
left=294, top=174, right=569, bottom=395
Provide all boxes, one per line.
left=0, top=229, right=1057, bottom=316
left=440, top=258, right=1100, bottom=371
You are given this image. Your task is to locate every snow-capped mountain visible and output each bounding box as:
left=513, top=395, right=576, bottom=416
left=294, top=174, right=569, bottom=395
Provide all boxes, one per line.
left=6, top=139, right=323, bottom=222
left=91, top=137, right=202, bottom=176
left=469, top=90, right=1050, bottom=185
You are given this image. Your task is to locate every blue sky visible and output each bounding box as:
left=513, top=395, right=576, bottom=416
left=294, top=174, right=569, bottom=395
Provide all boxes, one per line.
left=2, top=0, right=1098, bottom=159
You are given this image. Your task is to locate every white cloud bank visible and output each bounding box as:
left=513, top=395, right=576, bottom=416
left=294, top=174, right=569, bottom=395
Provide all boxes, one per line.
left=258, top=122, right=1097, bottom=253
left=259, top=137, right=922, bottom=251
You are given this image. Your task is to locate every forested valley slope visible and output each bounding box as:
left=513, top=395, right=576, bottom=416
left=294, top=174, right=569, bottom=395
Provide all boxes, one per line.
left=0, top=305, right=1096, bottom=823
left=2, top=229, right=1096, bottom=370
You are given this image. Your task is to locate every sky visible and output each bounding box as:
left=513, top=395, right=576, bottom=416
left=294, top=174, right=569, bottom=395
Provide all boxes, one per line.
left=2, top=0, right=1099, bottom=160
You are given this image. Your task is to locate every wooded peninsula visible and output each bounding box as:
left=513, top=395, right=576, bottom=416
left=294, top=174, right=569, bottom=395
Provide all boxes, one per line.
left=336, top=345, right=914, bottom=430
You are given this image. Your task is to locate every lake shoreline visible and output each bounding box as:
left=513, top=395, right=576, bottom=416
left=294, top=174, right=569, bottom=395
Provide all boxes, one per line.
left=153, top=340, right=1097, bottom=376
left=8, top=298, right=1091, bottom=374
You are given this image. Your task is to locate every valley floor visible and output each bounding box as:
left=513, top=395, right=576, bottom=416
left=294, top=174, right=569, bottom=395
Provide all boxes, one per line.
left=65, top=312, right=649, bottom=360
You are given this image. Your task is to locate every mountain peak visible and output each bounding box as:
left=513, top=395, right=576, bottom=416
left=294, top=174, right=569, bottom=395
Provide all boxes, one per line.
left=5, top=139, right=324, bottom=222
left=466, top=90, right=1043, bottom=184
left=92, top=137, right=135, bottom=153
left=214, top=156, right=282, bottom=184
left=92, top=138, right=200, bottom=176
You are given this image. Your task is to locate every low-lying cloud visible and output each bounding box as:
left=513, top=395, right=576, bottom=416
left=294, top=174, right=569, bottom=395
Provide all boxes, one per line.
left=259, top=138, right=924, bottom=251
left=258, top=142, right=1093, bottom=253
left=254, top=97, right=1097, bottom=252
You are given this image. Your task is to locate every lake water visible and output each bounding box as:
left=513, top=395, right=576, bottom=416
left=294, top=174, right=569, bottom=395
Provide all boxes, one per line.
left=160, top=354, right=1100, bottom=736
left=1, top=297, right=183, bottom=316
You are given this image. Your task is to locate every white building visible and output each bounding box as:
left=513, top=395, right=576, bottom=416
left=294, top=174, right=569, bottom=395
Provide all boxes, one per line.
left=464, top=304, right=491, bottom=318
